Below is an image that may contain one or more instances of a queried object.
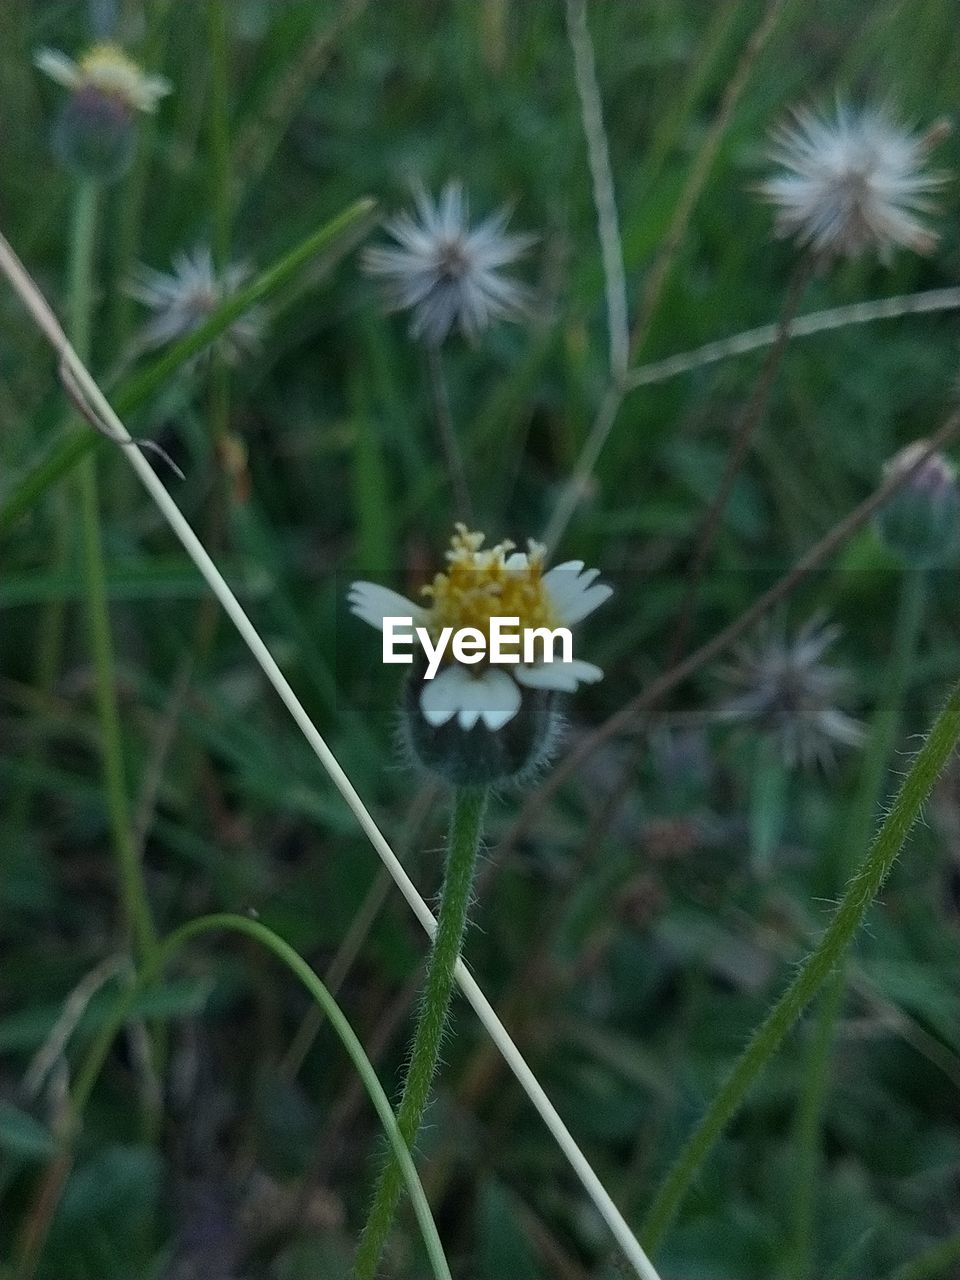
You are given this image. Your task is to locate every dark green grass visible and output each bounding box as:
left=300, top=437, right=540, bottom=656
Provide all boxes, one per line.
left=2, top=2, right=960, bottom=1277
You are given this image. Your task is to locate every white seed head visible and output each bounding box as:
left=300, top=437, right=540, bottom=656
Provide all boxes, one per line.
left=716, top=616, right=865, bottom=771
left=363, top=182, right=535, bottom=344
left=759, top=104, right=948, bottom=261
left=127, top=247, right=265, bottom=364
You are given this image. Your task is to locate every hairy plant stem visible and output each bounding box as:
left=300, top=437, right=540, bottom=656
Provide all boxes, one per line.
left=499, top=413, right=960, bottom=864
left=641, top=674, right=960, bottom=1252
left=354, top=786, right=488, bottom=1278
left=22, top=916, right=452, bottom=1280
left=786, top=568, right=927, bottom=1280
left=70, top=183, right=159, bottom=970
left=0, top=226, right=658, bottom=1278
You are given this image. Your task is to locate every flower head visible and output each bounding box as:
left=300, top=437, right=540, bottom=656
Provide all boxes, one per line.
left=349, top=525, right=611, bottom=783
left=363, top=182, right=534, bottom=344
left=35, top=43, right=171, bottom=114
left=127, top=248, right=265, bottom=363
left=35, top=42, right=171, bottom=182
left=875, top=441, right=960, bottom=567
left=759, top=104, right=947, bottom=260
left=716, top=616, right=864, bottom=770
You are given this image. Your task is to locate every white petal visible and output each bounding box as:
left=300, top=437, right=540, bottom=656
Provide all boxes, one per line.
left=420, top=665, right=466, bottom=727
left=515, top=659, right=603, bottom=692
left=348, top=582, right=422, bottom=631
left=34, top=48, right=80, bottom=89
left=139, top=72, right=173, bottom=110
left=559, top=582, right=613, bottom=624
left=420, top=665, right=521, bottom=730
left=543, top=562, right=613, bottom=625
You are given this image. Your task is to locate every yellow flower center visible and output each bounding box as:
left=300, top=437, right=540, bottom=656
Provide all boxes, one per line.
left=422, top=524, right=557, bottom=652
left=79, top=43, right=151, bottom=106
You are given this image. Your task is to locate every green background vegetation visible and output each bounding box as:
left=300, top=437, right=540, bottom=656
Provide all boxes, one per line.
left=2, top=1, right=960, bottom=1277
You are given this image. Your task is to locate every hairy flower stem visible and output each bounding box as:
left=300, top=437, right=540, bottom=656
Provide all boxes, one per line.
left=355, top=786, right=488, bottom=1278
left=71, top=182, right=159, bottom=971
left=642, top=672, right=960, bottom=1253
left=786, top=568, right=926, bottom=1280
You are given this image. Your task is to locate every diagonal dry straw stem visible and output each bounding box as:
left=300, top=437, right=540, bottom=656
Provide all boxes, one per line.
left=0, top=231, right=662, bottom=1280
left=626, top=286, right=960, bottom=390
left=565, top=0, right=629, bottom=380
left=544, top=0, right=792, bottom=553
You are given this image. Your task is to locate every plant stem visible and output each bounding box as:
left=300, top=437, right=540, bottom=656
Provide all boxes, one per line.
left=207, top=0, right=232, bottom=458
left=354, top=786, right=488, bottom=1279
left=786, top=568, right=927, bottom=1280
left=504, top=416, right=960, bottom=861
left=28, top=915, right=453, bottom=1280
left=0, top=229, right=658, bottom=1277
left=641, top=674, right=960, bottom=1253
left=71, top=182, right=158, bottom=970
left=564, top=0, right=629, bottom=380
left=426, top=343, right=473, bottom=523
left=666, top=256, right=812, bottom=667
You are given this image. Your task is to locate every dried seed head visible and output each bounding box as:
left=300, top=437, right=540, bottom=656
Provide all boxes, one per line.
left=759, top=104, right=948, bottom=262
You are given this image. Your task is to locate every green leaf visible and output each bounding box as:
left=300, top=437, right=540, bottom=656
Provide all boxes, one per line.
left=0, top=1101, right=58, bottom=1162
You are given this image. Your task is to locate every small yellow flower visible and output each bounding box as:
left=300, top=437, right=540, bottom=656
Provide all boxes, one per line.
left=35, top=42, right=171, bottom=114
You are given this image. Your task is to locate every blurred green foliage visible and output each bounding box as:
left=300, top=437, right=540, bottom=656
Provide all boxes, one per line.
left=2, top=1, right=960, bottom=1277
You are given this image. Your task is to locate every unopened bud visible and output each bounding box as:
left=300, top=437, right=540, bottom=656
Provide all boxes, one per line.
left=874, top=442, right=960, bottom=568
left=402, top=662, right=562, bottom=786
left=53, top=86, right=136, bottom=182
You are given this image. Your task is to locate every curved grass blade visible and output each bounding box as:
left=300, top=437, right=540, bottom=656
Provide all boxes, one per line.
left=71, top=915, right=453, bottom=1280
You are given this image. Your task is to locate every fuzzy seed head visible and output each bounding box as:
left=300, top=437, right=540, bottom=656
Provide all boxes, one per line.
left=760, top=104, right=947, bottom=261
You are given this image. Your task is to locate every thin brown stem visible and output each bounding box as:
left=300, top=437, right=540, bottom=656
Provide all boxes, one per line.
left=497, top=411, right=960, bottom=860
left=427, top=342, right=474, bottom=522
left=667, top=255, right=813, bottom=668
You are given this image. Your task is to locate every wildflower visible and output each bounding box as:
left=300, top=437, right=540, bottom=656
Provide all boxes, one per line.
left=349, top=525, right=611, bottom=783
left=874, top=441, right=960, bottom=568
left=35, top=42, right=171, bottom=182
left=363, top=182, right=534, bottom=344
left=127, top=248, right=265, bottom=363
left=35, top=43, right=171, bottom=114
left=716, top=616, right=864, bottom=770
left=759, top=104, right=947, bottom=260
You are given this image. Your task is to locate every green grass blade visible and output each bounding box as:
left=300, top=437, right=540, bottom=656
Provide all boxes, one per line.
left=70, top=914, right=452, bottom=1280
left=0, top=198, right=376, bottom=535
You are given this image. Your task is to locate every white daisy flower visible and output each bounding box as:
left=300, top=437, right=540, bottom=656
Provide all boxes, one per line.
left=363, top=182, right=534, bottom=344
left=716, top=616, right=864, bottom=771
left=759, top=104, right=947, bottom=260
left=35, top=42, right=171, bottom=114
left=349, top=524, right=611, bottom=733
left=127, top=247, right=265, bottom=363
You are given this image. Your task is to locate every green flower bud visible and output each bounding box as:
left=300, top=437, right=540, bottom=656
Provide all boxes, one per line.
left=52, top=86, right=136, bottom=183
left=402, top=663, right=562, bottom=787
left=874, top=442, right=960, bottom=568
